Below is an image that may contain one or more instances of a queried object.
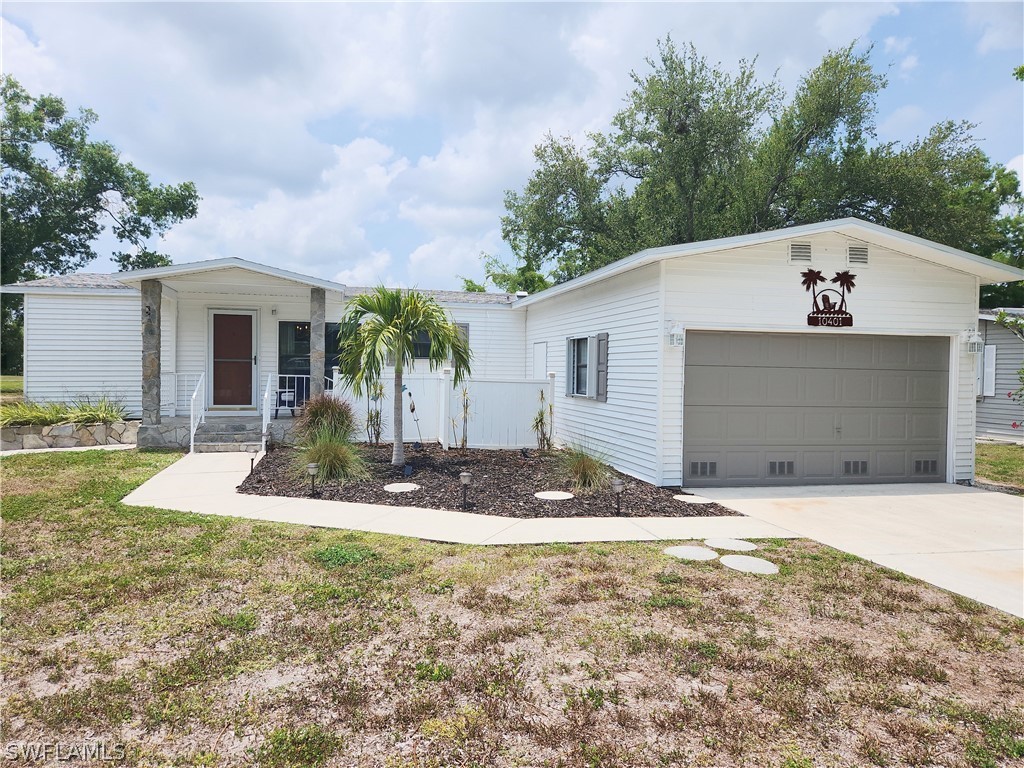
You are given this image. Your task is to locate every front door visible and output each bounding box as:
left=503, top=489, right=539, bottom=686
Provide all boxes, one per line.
left=211, top=311, right=256, bottom=406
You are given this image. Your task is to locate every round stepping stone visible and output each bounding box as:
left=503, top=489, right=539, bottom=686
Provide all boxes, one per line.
left=673, top=494, right=714, bottom=504
left=704, top=537, right=757, bottom=552
left=535, top=490, right=574, bottom=500
left=384, top=482, right=420, bottom=493
left=663, top=545, right=719, bottom=561
left=720, top=555, right=778, bottom=575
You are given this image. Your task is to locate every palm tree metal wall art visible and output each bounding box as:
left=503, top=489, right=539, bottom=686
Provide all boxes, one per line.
left=801, top=269, right=856, bottom=327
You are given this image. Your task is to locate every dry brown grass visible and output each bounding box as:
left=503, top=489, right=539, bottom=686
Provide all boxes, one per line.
left=1, top=450, right=1022, bottom=767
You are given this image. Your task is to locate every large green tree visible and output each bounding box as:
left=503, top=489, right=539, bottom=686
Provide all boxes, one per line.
left=1, top=75, right=199, bottom=373
left=496, top=41, right=1022, bottom=292
left=336, top=287, right=471, bottom=466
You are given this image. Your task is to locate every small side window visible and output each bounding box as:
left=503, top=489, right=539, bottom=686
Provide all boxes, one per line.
left=565, top=333, right=609, bottom=400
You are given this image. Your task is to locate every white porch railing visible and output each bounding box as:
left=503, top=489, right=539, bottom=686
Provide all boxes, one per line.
left=189, top=372, right=207, bottom=454
left=261, top=373, right=273, bottom=452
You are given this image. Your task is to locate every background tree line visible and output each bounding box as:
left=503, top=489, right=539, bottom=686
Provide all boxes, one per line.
left=468, top=41, right=1023, bottom=307
left=1, top=75, right=199, bottom=374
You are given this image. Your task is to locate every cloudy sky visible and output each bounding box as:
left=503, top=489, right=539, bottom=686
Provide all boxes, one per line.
left=3, top=2, right=1022, bottom=289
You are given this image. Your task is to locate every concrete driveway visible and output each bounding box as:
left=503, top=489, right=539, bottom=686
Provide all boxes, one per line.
left=699, top=484, right=1024, bottom=617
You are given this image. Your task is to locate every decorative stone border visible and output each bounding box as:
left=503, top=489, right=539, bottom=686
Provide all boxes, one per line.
left=1, top=420, right=140, bottom=452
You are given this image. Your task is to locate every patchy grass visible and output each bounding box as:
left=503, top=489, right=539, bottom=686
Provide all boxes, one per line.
left=976, top=442, right=1024, bottom=488
left=1, top=450, right=1023, bottom=766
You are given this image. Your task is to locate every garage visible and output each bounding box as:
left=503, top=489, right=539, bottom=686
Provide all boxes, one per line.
left=683, top=331, right=949, bottom=486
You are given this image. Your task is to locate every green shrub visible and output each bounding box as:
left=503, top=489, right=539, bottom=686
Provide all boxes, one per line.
left=297, top=437, right=369, bottom=484
left=298, top=394, right=358, bottom=442
left=67, top=396, right=129, bottom=425
left=0, top=401, right=67, bottom=427
left=559, top=444, right=610, bottom=493
left=0, top=397, right=126, bottom=427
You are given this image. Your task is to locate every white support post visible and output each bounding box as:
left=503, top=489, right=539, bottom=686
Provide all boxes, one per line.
left=440, top=367, right=453, bottom=451
left=332, top=365, right=341, bottom=398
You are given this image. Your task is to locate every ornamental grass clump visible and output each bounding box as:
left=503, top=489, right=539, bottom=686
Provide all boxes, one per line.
left=559, top=444, right=611, bottom=493
left=0, top=396, right=127, bottom=427
left=297, top=431, right=370, bottom=485
left=298, top=393, right=359, bottom=443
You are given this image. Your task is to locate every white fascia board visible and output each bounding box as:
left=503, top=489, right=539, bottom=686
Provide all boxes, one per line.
left=513, top=218, right=1024, bottom=307
left=113, top=257, right=347, bottom=293
left=0, top=286, right=139, bottom=296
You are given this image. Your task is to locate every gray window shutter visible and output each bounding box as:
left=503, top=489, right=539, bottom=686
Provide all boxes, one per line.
left=565, top=338, right=573, bottom=396
left=595, top=332, right=608, bottom=402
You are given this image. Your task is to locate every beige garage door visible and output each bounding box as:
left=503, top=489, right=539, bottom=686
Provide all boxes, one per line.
left=683, top=332, right=948, bottom=486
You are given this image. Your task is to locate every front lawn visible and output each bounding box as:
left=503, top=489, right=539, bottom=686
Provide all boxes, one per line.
left=976, top=442, right=1024, bottom=489
left=2, top=450, right=1022, bottom=767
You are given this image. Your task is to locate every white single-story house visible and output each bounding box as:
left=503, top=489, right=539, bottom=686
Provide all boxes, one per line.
left=976, top=308, right=1024, bottom=442
left=4, top=218, right=1023, bottom=487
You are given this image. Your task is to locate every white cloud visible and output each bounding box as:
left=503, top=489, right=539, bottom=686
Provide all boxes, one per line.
left=966, top=2, right=1024, bottom=54
left=884, top=35, right=911, bottom=54
left=407, top=233, right=502, bottom=288
left=815, top=4, right=899, bottom=46
left=898, top=54, right=919, bottom=79
left=877, top=104, right=928, bottom=142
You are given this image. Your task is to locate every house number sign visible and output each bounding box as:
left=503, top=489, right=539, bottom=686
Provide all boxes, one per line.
left=800, top=269, right=856, bottom=327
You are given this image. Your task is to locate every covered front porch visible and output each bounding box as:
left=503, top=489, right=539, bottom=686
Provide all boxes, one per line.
left=114, top=258, right=348, bottom=448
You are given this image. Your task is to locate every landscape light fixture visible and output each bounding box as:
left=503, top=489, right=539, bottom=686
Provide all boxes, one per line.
left=460, top=471, right=472, bottom=510
left=611, top=477, right=625, bottom=516
left=307, top=462, right=319, bottom=496
left=248, top=447, right=258, bottom=474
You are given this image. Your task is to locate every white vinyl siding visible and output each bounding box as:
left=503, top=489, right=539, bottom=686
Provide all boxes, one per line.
left=976, top=319, right=1024, bottom=440
left=23, top=292, right=146, bottom=415
left=659, top=232, right=979, bottom=484
left=525, top=264, right=662, bottom=483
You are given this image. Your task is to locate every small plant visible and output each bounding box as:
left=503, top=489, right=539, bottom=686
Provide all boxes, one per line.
left=298, top=393, right=358, bottom=442
left=250, top=724, right=341, bottom=768
left=296, top=433, right=369, bottom=484
left=365, top=382, right=385, bottom=445
left=313, top=543, right=378, bottom=568
left=415, top=660, right=455, bottom=682
left=458, top=386, right=470, bottom=450
left=558, top=444, right=610, bottom=493
left=531, top=389, right=554, bottom=450
left=212, top=609, right=258, bottom=633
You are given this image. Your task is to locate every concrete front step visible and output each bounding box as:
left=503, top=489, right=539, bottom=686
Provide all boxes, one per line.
left=193, top=442, right=263, bottom=453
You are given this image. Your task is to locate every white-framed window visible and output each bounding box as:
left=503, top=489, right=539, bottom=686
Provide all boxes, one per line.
left=411, top=323, right=469, bottom=360
left=976, top=344, right=996, bottom=398
left=565, top=333, right=608, bottom=401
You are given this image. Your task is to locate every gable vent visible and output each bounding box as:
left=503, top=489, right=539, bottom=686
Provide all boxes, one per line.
left=847, top=245, right=869, bottom=266
left=789, top=242, right=812, bottom=264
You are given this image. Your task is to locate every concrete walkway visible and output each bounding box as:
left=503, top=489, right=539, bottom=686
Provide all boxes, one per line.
left=119, top=452, right=796, bottom=545
left=700, top=484, right=1024, bottom=618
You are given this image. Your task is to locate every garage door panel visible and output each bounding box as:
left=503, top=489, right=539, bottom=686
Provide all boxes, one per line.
left=683, top=332, right=949, bottom=486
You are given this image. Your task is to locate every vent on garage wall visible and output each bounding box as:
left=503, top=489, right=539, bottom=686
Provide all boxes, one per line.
left=788, top=242, right=812, bottom=264
left=847, top=245, right=869, bottom=266
left=914, top=459, right=938, bottom=475
left=843, top=460, right=869, bottom=476
left=689, top=461, right=717, bottom=478
left=768, top=460, right=795, bottom=476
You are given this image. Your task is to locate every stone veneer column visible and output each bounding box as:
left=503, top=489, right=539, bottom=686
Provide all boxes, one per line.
left=309, top=286, right=326, bottom=398
left=141, top=279, right=162, bottom=425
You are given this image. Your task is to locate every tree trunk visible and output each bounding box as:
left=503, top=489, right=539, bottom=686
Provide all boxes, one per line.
left=392, top=366, right=405, bottom=466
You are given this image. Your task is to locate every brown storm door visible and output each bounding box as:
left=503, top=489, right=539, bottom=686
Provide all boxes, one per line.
left=212, top=313, right=255, bottom=405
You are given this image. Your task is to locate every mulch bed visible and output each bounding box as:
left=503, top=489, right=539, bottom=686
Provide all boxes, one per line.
left=238, top=443, right=739, bottom=518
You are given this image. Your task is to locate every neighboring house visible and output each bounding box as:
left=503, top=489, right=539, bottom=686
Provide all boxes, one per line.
left=976, top=308, right=1024, bottom=442
left=3, top=218, right=1023, bottom=487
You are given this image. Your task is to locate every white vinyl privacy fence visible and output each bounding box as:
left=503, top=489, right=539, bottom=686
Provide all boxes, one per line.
left=331, top=370, right=555, bottom=450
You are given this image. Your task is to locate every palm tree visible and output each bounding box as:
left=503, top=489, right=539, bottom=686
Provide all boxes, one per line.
left=337, top=287, right=472, bottom=466
left=800, top=269, right=826, bottom=311
left=830, top=271, right=857, bottom=312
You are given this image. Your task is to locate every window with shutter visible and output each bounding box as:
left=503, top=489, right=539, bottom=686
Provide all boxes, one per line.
left=565, top=333, right=608, bottom=400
